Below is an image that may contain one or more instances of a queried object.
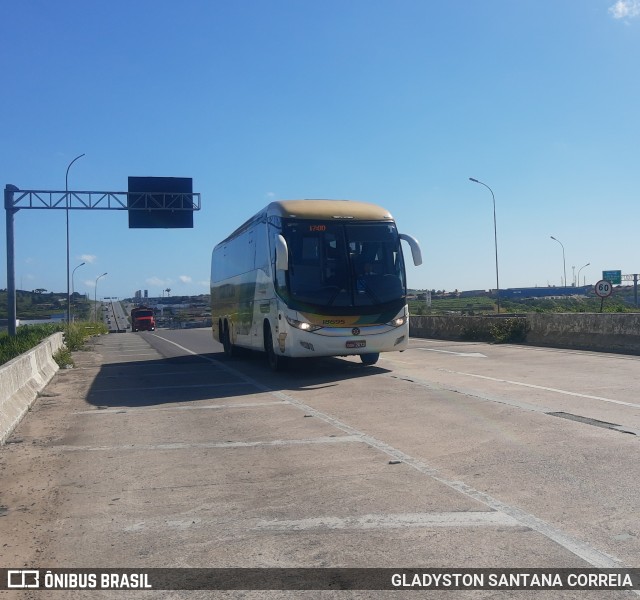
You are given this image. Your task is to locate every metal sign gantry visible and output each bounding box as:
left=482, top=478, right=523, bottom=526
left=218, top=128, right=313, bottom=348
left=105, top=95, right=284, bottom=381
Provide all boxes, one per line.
left=621, top=274, right=640, bottom=307
left=7, top=188, right=200, bottom=211
left=4, top=184, right=201, bottom=336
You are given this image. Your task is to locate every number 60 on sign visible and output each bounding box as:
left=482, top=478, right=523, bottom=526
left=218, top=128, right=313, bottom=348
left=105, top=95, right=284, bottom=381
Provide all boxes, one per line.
left=594, top=280, right=613, bottom=298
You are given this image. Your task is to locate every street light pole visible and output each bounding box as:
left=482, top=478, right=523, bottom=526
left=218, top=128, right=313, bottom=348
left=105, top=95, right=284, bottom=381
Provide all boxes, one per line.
left=550, top=236, right=566, bottom=286
left=469, top=178, right=500, bottom=313
left=66, top=154, right=85, bottom=328
left=577, top=262, right=590, bottom=287
left=71, top=262, right=85, bottom=322
left=94, top=272, right=107, bottom=321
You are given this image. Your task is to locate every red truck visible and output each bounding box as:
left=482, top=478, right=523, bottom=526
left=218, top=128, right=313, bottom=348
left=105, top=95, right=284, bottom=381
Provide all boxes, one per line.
left=130, top=306, right=156, bottom=332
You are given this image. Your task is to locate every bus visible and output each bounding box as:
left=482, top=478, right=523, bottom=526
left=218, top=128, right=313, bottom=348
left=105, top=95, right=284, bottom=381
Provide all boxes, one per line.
left=210, top=199, right=422, bottom=370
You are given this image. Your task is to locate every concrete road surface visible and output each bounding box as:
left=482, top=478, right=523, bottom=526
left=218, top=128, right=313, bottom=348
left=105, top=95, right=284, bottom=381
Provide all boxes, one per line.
left=0, top=329, right=638, bottom=599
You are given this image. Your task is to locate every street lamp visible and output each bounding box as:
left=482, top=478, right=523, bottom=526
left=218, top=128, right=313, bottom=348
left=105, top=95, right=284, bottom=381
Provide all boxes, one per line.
left=469, top=177, right=500, bottom=313
left=577, top=262, right=590, bottom=287
left=94, top=272, right=107, bottom=321
left=66, top=153, right=85, bottom=327
left=550, top=236, right=566, bottom=286
left=71, top=262, right=85, bottom=322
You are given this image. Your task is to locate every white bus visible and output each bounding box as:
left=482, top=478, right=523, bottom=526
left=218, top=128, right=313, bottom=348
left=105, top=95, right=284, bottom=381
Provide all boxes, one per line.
left=210, top=199, right=422, bottom=370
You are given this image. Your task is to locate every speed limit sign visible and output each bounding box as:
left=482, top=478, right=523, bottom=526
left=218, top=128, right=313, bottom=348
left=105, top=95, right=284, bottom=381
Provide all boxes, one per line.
left=594, top=279, right=613, bottom=298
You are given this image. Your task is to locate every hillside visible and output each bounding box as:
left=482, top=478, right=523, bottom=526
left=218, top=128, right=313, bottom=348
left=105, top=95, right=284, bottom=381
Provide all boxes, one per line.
left=0, top=289, right=91, bottom=321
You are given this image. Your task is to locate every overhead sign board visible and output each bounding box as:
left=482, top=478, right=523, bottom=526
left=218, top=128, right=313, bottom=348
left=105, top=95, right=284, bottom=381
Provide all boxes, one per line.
left=128, top=177, right=194, bottom=229
left=602, top=270, right=621, bottom=285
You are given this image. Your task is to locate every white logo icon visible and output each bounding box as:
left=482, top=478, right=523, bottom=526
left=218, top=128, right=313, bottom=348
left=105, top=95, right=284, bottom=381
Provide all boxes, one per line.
left=8, top=570, right=40, bottom=588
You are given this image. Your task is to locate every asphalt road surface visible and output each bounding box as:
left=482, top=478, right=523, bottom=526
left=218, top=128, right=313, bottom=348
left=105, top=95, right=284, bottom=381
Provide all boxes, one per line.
left=1, top=329, right=638, bottom=599
left=101, top=300, right=130, bottom=333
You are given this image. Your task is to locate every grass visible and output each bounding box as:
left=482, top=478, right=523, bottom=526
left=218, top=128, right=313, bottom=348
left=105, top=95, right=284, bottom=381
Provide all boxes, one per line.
left=0, top=321, right=108, bottom=367
left=409, top=294, right=638, bottom=315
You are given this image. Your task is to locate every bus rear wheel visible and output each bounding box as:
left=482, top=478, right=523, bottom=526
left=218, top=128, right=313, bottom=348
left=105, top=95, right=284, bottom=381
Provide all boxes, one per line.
left=264, top=322, right=287, bottom=371
left=360, top=352, right=380, bottom=366
left=222, top=321, right=237, bottom=357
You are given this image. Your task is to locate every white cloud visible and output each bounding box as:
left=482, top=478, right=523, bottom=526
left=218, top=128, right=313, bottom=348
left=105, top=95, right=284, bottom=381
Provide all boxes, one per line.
left=609, top=0, right=640, bottom=19
left=146, top=276, right=172, bottom=287
left=179, top=275, right=192, bottom=284
left=79, top=254, right=97, bottom=264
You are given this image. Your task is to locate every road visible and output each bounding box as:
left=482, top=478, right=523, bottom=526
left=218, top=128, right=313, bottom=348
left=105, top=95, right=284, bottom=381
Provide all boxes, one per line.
left=0, top=329, right=638, bottom=598
left=101, top=300, right=130, bottom=333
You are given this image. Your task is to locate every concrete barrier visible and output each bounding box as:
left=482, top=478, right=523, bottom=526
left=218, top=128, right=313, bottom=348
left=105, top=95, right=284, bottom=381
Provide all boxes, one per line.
left=0, top=332, right=65, bottom=444
left=409, top=314, right=640, bottom=355
left=526, top=313, right=640, bottom=354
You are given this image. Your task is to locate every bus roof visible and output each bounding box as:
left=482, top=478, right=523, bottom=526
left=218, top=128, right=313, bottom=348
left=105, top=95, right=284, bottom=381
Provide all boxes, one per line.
left=215, top=200, right=396, bottom=248
left=268, top=199, right=394, bottom=221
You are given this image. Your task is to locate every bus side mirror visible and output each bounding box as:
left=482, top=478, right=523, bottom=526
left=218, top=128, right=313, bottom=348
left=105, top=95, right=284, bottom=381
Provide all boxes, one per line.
left=275, top=234, right=289, bottom=270
left=399, top=233, right=422, bottom=266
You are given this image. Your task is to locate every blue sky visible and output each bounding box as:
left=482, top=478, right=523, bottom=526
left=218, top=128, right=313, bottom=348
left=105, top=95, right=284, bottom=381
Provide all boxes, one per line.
left=1, top=0, right=639, bottom=300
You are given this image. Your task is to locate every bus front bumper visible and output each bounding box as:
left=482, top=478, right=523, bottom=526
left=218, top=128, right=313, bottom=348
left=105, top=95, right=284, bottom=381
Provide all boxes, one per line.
left=280, top=323, right=409, bottom=358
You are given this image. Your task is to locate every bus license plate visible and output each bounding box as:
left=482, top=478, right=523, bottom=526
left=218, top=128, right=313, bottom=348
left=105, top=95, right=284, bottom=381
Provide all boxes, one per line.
left=346, top=340, right=366, bottom=348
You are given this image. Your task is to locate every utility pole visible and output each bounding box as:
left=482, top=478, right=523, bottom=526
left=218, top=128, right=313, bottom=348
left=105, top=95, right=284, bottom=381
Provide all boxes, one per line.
left=5, top=185, right=20, bottom=335
left=65, top=154, right=85, bottom=328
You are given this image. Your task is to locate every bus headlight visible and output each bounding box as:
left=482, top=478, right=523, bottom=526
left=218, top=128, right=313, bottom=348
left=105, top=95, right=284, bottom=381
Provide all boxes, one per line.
left=387, top=316, right=407, bottom=327
left=286, top=316, right=322, bottom=332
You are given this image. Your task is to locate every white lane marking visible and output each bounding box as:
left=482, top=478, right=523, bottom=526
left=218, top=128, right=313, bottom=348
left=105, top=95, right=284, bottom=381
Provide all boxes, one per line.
left=102, top=348, right=156, bottom=352
left=255, top=512, right=521, bottom=531
left=389, top=372, right=640, bottom=435
left=74, top=401, right=287, bottom=415
left=378, top=357, right=414, bottom=364
left=100, top=353, right=158, bottom=358
left=122, top=512, right=521, bottom=533
left=149, top=333, right=629, bottom=570
left=417, top=348, right=487, bottom=358
left=90, top=382, right=251, bottom=393
left=57, top=435, right=360, bottom=453
left=131, top=369, right=218, bottom=376
left=440, top=369, right=640, bottom=409
left=97, top=366, right=220, bottom=374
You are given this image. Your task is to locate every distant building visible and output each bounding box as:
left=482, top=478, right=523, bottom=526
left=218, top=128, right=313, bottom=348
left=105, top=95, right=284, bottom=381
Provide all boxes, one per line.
left=500, top=285, right=591, bottom=300
left=459, top=289, right=490, bottom=298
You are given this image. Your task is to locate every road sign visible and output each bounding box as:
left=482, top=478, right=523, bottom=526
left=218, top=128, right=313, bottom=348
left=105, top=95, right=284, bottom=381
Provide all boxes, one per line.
left=602, top=270, right=621, bottom=284
left=594, top=280, right=613, bottom=298
left=128, top=177, right=194, bottom=229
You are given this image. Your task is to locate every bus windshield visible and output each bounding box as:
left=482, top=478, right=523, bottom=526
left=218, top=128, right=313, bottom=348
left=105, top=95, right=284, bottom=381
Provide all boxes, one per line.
left=281, top=220, right=406, bottom=309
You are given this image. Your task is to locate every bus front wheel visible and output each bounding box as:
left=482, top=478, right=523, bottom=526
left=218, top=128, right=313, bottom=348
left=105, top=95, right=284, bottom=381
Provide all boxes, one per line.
left=360, top=352, right=380, bottom=366
left=264, top=322, right=287, bottom=371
